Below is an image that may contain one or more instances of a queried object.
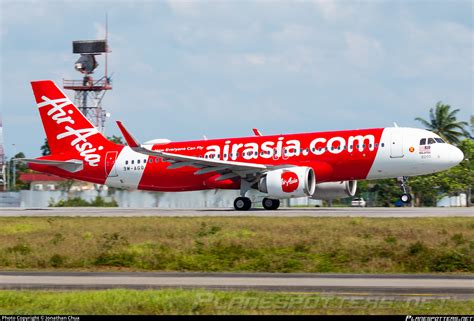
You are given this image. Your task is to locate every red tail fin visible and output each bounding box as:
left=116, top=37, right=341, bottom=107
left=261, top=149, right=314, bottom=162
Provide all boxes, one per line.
left=31, top=80, right=117, bottom=167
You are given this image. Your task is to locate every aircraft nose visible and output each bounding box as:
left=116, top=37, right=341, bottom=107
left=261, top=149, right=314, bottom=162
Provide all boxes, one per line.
left=448, top=145, right=464, bottom=165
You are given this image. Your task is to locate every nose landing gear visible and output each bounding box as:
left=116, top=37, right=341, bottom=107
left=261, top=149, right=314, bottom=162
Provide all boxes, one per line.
left=397, top=176, right=412, bottom=204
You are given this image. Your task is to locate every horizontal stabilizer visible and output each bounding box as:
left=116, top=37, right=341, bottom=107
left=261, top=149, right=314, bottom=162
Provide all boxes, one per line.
left=16, top=158, right=84, bottom=173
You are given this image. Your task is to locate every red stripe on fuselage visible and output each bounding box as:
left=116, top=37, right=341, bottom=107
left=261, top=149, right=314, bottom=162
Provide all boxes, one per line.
left=137, top=128, right=384, bottom=191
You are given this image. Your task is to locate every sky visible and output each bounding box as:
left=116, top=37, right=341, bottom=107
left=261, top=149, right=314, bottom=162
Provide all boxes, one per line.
left=1, top=0, right=473, bottom=158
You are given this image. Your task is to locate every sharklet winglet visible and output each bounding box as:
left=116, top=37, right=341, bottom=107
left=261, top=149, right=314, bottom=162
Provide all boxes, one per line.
left=116, top=121, right=140, bottom=148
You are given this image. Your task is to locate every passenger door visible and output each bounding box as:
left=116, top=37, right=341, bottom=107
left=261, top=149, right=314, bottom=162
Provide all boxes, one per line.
left=390, top=128, right=404, bottom=158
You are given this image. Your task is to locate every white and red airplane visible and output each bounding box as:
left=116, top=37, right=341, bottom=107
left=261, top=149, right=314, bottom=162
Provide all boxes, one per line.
left=20, top=80, right=464, bottom=210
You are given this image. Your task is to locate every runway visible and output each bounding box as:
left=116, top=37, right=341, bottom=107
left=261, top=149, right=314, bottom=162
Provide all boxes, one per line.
left=0, top=272, right=472, bottom=298
left=0, top=207, right=472, bottom=217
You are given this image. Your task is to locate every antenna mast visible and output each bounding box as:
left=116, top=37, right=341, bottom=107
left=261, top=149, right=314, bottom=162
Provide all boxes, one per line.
left=63, top=17, right=112, bottom=132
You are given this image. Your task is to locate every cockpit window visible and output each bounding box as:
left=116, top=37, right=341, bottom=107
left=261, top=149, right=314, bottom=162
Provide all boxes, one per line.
left=428, top=138, right=436, bottom=145
left=435, top=138, right=445, bottom=143
left=420, top=138, right=426, bottom=145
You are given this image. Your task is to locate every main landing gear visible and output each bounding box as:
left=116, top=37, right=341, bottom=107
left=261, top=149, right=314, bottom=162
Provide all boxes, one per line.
left=397, top=176, right=412, bottom=204
left=234, top=197, right=252, bottom=211
left=233, top=179, right=281, bottom=211
left=233, top=197, right=281, bottom=211
left=234, top=179, right=253, bottom=211
left=262, top=198, right=280, bottom=210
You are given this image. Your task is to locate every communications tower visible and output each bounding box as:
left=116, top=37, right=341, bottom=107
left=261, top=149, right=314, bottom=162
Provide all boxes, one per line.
left=63, top=32, right=111, bottom=132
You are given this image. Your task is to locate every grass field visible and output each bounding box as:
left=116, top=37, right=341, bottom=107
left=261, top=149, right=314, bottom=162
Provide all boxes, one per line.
left=0, top=217, right=472, bottom=273
left=0, top=289, right=472, bottom=315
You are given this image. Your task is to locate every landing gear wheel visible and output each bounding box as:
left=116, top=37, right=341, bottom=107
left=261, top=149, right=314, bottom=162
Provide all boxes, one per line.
left=234, top=197, right=252, bottom=211
left=262, top=198, right=280, bottom=210
left=400, top=194, right=412, bottom=203
left=397, top=176, right=412, bottom=204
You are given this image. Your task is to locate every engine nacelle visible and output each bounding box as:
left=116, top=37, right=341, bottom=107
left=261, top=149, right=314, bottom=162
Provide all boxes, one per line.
left=258, top=167, right=316, bottom=198
left=310, top=180, right=357, bottom=200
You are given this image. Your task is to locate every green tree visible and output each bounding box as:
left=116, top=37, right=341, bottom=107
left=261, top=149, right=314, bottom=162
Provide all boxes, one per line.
left=368, top=179, right=401, bottom=207
left=11, top=152, right=30, bottom=190
left=470, top=115, right=474, bottom=137
left=40, top=139, right=50, bottom=156
left=415, top=102, right=470, bottom=144
left=410, top=174, right=441, bottom=206
left=107, top=135, right=124, bottom=145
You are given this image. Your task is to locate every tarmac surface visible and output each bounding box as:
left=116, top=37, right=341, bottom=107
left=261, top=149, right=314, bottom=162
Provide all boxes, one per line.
left=0, top=207, right=472, bottom=217
left=0, top=272, right=472, bottom=299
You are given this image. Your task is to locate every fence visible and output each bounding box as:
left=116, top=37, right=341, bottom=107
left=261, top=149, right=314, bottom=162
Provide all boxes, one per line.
left=0, top=190, right=322, bottom=208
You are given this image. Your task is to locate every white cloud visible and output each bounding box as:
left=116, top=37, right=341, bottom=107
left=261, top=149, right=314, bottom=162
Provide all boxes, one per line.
left=166, top=0, right=200, bottom=17
left=1, top=1, right=472, bottom=155
left=244, top=54, right=267, bottom=65
left=312, top=0, right=358, bottom=21
left=344, top=32, right=383, bottom=70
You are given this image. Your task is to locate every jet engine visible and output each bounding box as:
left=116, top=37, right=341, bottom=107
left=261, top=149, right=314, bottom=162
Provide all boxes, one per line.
left=310, top=180, right=357, bottom=200
left=258, top=167, right=316, bottom=198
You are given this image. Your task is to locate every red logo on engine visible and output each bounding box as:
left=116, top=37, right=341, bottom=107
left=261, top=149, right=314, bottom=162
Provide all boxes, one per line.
left=281, top=171, right=299, bottom=193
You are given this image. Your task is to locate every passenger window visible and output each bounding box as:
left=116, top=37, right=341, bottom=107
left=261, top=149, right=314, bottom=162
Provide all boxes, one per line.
left=381, top=143, right=385, bottom=147
left=149, top=159, right=153, bottom=163
left=155, top=158, right=159, bottom=163
left=125, top=160, right=128, bottom=165
left=375, top=143, right=378, bottom=147
left=137, top=160, right=140, bottom=164
left=428, top=138, right=436, bottom=145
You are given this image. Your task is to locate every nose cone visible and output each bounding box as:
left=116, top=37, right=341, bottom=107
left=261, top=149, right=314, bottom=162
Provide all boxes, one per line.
left=447, top=145, right=464, bottom=165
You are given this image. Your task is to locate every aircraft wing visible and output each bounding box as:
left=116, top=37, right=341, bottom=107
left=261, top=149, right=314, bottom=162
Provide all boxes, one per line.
left=116, top=121, right=271, bottom=181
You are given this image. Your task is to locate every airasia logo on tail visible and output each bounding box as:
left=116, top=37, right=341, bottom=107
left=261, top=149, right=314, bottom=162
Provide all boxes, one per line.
left=37, top=96, right=102, bottom=167
left=281, top=171, right=299, bottom=193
